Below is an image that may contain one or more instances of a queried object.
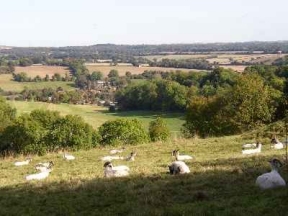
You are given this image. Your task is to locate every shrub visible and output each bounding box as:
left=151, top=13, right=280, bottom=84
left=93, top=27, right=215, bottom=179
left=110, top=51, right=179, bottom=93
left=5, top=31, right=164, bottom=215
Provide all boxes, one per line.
left=98, top=119, right=149, bottom=146
left=149, top=117, right=170, bottom=142
left=47, top=115, right=99, bottom=151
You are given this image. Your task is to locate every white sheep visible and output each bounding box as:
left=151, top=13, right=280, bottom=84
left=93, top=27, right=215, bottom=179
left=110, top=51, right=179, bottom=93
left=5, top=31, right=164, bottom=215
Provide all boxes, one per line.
left=168, top=161, right=190, bottom=175
left=172, top=149, right=193, bottom=161
left=101, top=155, right=124, bottom=161
left=242, top=143, right=257, bottom=148
left=256, top=159, right=286, bottom=189
left=25, top=169, right=52, bottom=181
left=271, top=136, right=284, bottom=150
left=35, top=161, right=54, bottom=172
left=14, top=158, right=32, bottom=166
left=103, top=162, right=129, bottom=177
left=242, top=143, right=262, bottom=155
left=109, top=147, right=125, bottom=155
left=125, top=152, right=137, bottom=161
left=63, top=153, right=75, bottom=160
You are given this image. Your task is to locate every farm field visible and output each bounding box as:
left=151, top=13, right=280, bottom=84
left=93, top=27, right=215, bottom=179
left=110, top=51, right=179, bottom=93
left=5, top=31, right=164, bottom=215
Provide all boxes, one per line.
left=15, top=65, right=70, bottom=78
left=141, top=53, right=283, bottom=65
left=0, top=135, right=287, bottom=215
left=7, top=101, right=185, bottom=132
left=86, top=65, right=205, bottom=76
left=220, top=65, right=247, bottom=72
left=0, top=74, right=74, bottom=92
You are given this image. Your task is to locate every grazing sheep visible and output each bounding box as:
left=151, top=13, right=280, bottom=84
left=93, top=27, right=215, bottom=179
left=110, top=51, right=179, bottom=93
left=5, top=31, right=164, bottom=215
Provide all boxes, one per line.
left=14, top=158, right=32, bottom=166
left=168, top=161, right=190, bottom=175
left=101, top=155, right=124, bottom=161
left=25, top=169, right=52, bottom=181
left=271, top=136, right=284, bottom=150
left=110, top=147, right=125, bottom=155
left=125, top=152, right=137, bottom=161
left=172, top=149, right=193, bottom=161
left=256, top=159, right=286, bottom=189
left=35, top=161, right=54, bottom=172
left=242, top=143, right=262, bottom=155
left=103, top=162, right=129, bottom=177
left=63, top=153, right=75, bottom=160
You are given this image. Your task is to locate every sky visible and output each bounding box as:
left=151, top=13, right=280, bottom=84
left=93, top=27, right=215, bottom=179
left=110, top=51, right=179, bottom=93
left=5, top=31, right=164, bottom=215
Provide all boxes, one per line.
left=0, top=0, right=287, bottom=47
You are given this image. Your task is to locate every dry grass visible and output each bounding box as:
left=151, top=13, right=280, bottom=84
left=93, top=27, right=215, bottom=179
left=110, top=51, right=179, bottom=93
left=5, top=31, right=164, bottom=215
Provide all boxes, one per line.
left=86, top=65, right=204, bottom=76
left=15, top=66, right=70, bottom=78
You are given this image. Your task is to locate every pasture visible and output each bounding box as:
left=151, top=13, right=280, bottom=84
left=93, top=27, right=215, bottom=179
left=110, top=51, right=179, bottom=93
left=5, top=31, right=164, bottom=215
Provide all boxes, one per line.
left=7, top=101, right=185, bottom=132
left=0, top=74, right=74, bottom=92
left=15, top=65, right=70, bottom=78
left=86, top=65, right=205, bottom=76
left=0, top=135, right=287, bottom=215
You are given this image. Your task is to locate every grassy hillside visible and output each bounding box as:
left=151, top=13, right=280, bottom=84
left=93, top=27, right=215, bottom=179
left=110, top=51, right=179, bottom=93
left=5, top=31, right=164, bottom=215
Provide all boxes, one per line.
left=0, top=74, right=74, bottom=92
left=0, top=136, right=287, bottom=215
left=7, top=101, right=185, bottom=132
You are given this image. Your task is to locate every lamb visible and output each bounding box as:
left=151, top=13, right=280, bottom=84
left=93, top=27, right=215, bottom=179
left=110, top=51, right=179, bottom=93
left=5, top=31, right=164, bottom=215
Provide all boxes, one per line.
left=109, top=147, right=125, bottom=155
left=256, top=159, right=286, bottom=189
left=35, top=161, right=54, bottom=172
left=242, top=143, right=257, bottom=148
left=168, top=161, right=190, bottom=175
left=125, top=152, right=137, bottom=161
left=103, top=162, right=129, bottom=177
left=242, top=142, right=262, bottom=155
left=63, top=152, right=75, bottom=160
left=14, top=158, right=32, bottom=166
left=25, top=169, right=52, bottom=181
left=271, top=136, right=284, bottom=150
left=101, top=155, right=124, bottom=161
left=172, top=149, right=193, bottom=161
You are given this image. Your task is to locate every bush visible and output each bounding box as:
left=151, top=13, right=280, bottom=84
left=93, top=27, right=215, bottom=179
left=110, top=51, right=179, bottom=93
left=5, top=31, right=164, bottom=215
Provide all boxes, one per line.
left=98, top=119, right=149, bottom=146
left=149, top=117, right=170, bottom=142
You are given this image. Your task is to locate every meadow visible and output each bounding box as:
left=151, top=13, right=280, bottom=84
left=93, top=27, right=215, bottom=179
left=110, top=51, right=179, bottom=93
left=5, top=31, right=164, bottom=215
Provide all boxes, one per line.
left=0, top=135, right=287, bottom=215
left=7, top=101, right=185, bottom=132
left=0, top=74, right=74, bottom=92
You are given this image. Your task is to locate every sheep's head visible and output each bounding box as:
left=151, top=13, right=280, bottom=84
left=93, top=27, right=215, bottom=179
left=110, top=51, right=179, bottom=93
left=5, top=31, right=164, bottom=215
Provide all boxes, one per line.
left=269, top=158, right=283, bottom=168
left=104, top=162, right=112, bottom=168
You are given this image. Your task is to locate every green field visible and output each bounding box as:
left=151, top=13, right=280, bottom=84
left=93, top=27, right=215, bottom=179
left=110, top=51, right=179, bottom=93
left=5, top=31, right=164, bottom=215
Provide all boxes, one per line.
left=0, top=74, right=74, bottom=92
left=0, top=135, right=287, bottom=215
left=7, top=101, right=185, bottom=132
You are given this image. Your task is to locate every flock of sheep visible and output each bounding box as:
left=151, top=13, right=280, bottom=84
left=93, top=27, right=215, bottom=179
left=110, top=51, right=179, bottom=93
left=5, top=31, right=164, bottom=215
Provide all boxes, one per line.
left=13, top=136, right=287, bottom=190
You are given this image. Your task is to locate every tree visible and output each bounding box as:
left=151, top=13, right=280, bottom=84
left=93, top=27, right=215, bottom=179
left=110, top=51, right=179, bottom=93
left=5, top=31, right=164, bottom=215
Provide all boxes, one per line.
left=108, top=69, right=119, bottom=78
left=0, top=96, right=16, bottom=132
left=90, top=71, right=103, bottom=81
left=224, top=73, right=275, bottom=131
left=98, top=119, right=149, bottom=146
left=149, top=117, right=170, bottom=142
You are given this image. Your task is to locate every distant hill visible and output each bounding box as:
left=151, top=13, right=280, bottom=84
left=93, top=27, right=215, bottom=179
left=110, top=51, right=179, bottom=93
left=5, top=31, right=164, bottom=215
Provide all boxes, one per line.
left=0, top=41, right=288, bottom=60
